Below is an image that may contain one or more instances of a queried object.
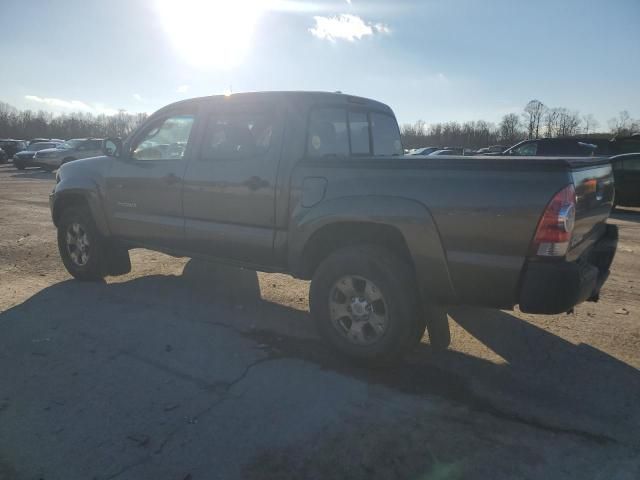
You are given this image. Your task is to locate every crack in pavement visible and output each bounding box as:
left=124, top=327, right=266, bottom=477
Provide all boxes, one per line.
left=103, top=355, right=281, bottom=479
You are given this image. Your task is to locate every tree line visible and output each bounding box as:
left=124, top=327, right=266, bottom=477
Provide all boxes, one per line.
left=0, top=99, right=637, bottom=151
left=0, top=101, right=148, bottom=140
left=401, top=100, right=639, bottom=150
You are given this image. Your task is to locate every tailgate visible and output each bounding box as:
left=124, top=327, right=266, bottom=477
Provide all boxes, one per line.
left=568, top=163, right=614, bottom=260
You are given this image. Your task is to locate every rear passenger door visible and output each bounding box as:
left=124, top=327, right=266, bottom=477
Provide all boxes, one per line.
left=181, top=102, right=284, bottom=266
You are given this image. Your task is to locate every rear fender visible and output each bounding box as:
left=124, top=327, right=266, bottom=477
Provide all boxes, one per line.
left=289, top=196, right=456, bottom=304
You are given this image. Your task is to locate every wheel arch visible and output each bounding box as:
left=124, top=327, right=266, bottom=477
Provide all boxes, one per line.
left=52, top=189, right=110, bottom=236
left=289, top=196, right=456, bottom=304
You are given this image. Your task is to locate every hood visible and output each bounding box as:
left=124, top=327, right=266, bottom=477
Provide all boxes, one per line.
left=58, top=155, right=111, bottom=175
left=35, top=147, right=64, bottom=157
left=15, top=150, right=36, bottom=158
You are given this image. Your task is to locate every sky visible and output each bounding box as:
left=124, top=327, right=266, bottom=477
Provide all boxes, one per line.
left=1, top=0, right=638, bottom=127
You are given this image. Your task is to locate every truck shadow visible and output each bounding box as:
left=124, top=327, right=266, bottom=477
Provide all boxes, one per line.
left=611, top=207, right=640, bottom=223
left=1, top=259, right=638, bottom=445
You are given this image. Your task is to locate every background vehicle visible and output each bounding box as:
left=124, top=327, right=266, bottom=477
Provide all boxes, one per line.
left=428, top=148, right=464, bottom=155
left=33, top=138, right=103, bottom=171
left=408, top=147, right=440, bottom=156
left=0, top=139, right=27, bottom=158
left=50, top=91, right=617, bottom=364
left=611, top=153, right=640, bottom=207
left=28, top=137, right=64, bottom=145
left=13, top=141, right=63, bottom=170
left=477, top=145, right=506, bottom=154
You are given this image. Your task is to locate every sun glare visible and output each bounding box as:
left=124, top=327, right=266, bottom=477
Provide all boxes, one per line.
left=154, top=0, right=266, bottom=69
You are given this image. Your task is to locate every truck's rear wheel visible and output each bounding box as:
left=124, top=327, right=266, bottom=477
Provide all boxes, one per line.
left=57, top=206, right=106, bottom=281
left=310, top=245, right=422, bottom=364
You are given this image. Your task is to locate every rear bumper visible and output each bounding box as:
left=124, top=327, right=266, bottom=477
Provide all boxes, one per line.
left=518, top=224, right=618, bottom=314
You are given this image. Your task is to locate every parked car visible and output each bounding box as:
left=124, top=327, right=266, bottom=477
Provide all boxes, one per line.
left=428, top=148, right=464, bottom=156
left=501, top=136, right=640, bottom=157
left=0, top=147, right=7, bottom=164
left=0, top=139, right=27, bottom=158
left=610, top=134, right=640, bottom=155
left=32, top=138, right=104, bottom=171
left=477, top=145, right=506, bottom=154
left=611, top=153, right=640, bottom=207
left=501, top=138, right=603, bottom=156
left=28, top=138, right=65, bottom=145
left=50, top=91, right=617, bottom=364
left=13, top=141, right=63, bottom=170
left=408, top=147, right=440, bottom=156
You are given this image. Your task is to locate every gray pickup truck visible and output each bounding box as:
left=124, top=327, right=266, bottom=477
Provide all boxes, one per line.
left=50, top=91, right=617, bottom=363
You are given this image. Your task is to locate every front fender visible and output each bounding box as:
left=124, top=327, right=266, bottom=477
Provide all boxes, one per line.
left=289, top=195, right=456, bottom=304
left=51, top=175, right=110, bottom=237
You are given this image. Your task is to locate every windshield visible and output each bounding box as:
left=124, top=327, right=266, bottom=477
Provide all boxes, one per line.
left=27, top=142, right=56, bottom=151
left=58, top=139, right=83, bottom=149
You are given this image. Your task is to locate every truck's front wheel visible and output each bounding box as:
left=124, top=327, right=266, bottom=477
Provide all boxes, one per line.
left=310, top=245, right=422, bottom=364
left=57, top=206, right=106, bottom=281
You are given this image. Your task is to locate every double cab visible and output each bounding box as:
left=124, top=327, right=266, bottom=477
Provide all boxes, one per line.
left=50, top=92, right=618, bottom=363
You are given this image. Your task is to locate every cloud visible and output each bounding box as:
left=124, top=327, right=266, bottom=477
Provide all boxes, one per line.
left=133, top=93, right=143, bottom=101
left=309, top=14, right=390, bottom=42
left=25, top=95, right=118, bottom=115
left=177, top=84, right=190, bottom=93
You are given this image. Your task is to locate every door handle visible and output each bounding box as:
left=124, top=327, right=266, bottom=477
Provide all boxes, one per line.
left=163, top=173, right=180, bottom=185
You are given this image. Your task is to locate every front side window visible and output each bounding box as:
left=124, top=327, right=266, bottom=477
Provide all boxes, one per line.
left=371, top=113, right=402, bottom=156
left=307, top=108, right=349, bottom=158
left=59, top=139, right=83, bottom=150
left=511, top=142, right=538, bottom=156
left=131, top=114, right=194, bottom=161
left=202, top=110, right=274, bottom=160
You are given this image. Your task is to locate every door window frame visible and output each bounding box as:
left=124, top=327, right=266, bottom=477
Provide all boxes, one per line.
left=126, top=108, right=199, bottom=162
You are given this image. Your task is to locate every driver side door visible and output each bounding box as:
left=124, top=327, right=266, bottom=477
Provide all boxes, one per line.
left=105, top=107, right=199, bottom=250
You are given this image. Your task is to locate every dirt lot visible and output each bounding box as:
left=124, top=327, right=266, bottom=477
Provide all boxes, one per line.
left=1, top=163, right=639, bottom=480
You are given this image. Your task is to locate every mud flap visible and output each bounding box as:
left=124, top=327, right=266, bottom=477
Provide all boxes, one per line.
left=105, top=244, right=131, bottom=276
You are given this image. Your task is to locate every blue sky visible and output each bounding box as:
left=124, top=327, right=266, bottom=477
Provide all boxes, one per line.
left=1, top=0, right=638, bottom=127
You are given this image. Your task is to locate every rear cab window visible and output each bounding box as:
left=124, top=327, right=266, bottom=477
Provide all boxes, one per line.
left=307, top=106, right=402, bottom=158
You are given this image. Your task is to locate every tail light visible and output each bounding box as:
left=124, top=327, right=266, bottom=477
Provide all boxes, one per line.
left=531, top=184, right=576, bottom=257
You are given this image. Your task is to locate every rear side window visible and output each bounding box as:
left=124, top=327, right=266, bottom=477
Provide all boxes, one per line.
left=349, top=111, right=371, bottom=155
left=307, top=108, right=349, bottom=158
left=202, top=110, right=274, bottom=160
left=371, top=113, right=403, bottom=156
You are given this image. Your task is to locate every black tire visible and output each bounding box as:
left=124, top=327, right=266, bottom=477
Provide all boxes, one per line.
left=309, top=245, right=422, bottom=364
left=15, top=164, right=25, bottom=170
left=57, top=206, right=106, bottom=281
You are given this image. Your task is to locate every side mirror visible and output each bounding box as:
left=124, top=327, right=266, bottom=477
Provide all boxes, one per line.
left=103, top=138, right=122, bottom=157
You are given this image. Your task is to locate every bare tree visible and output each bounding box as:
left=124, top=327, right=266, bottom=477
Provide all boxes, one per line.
left=0, top=101, right=147, bottom=140
left=608, top=111, right=636, bottom=136
left=581, top=114, right=599, bottom=135
left=523, top=99, right=546, bottom=139
left=556, top=109, right=582, bottom=137
left=499, top=113, right=523, bottom=145
left=543, top=108, right=561, bottom=138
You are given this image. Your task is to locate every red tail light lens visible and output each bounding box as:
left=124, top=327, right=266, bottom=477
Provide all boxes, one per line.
left=531, top=184, right=576, bottom=257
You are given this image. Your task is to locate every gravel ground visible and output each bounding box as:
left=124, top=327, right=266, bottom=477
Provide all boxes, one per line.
left=0, top=163, right=639, bottom=480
